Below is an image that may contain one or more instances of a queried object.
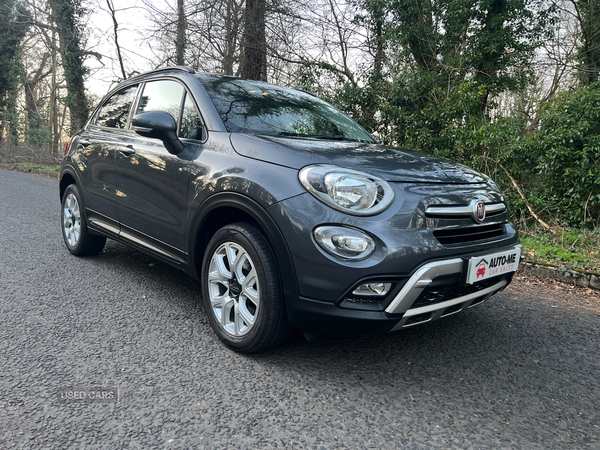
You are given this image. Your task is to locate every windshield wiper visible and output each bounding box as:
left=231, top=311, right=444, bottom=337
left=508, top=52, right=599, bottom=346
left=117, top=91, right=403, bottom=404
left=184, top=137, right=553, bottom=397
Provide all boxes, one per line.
left=276, top=132, right=360, bottom=142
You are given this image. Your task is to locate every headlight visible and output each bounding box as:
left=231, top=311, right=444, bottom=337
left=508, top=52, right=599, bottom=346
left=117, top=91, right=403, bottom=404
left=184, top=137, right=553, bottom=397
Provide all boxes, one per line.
left=299, top=165, right=395, bottom=215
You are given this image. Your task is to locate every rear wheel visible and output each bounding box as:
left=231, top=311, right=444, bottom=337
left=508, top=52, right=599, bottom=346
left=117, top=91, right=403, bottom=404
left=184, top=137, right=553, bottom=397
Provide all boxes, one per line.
left=61, top=184, right=106, bottom=256
left=201, top=222, right=291, bottom=353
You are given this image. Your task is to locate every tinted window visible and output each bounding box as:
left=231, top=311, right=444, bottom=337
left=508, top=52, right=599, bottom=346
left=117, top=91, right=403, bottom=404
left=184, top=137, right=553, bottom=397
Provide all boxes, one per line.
left=96, top=84, right=138, bottom=128
left=179, top=93, right=203, bottom=140
left=136, top=80, right=184, bottom=123
left=198, top=75, right=374, bottom=143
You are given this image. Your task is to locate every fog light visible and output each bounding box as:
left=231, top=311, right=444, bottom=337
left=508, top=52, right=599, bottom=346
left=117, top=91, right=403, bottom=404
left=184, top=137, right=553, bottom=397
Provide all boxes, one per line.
left=352, top=282, right=391, bottom=296
left=314, top=226, right=375, bottom=260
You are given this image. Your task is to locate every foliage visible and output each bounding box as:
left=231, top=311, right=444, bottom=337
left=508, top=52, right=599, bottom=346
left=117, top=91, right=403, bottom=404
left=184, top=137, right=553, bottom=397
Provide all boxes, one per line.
left=520, top=83, right=600, bottom=226
left=25, top=123, right=54, bottom=148
left=327, top=0, right=600, bottom=229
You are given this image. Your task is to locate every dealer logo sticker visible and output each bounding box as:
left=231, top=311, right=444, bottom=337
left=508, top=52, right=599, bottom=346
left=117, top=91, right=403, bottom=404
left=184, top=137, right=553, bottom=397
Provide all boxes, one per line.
left=475, top=258, right=488, bottom=279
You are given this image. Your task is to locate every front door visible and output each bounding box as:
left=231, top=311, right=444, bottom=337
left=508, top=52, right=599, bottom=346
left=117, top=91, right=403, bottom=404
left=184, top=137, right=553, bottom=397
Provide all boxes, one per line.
left=114, top=79, right=202, bottom=262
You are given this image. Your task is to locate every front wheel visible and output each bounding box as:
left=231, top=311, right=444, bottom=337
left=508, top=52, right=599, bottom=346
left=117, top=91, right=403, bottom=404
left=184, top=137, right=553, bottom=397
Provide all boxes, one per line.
left=61, top=184, right=106, bottom=256
left=201, top=222, right=291, bottom=353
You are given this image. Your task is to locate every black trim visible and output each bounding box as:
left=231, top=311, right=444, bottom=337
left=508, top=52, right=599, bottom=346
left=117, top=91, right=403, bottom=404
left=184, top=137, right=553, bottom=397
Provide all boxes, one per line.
left=286, top=295, right=399, bottom=335
left=59, top=164, right=82, bottom=198
left=118, top=222, right=187, bottom=265
left=189, top=192, right=299, bottom=298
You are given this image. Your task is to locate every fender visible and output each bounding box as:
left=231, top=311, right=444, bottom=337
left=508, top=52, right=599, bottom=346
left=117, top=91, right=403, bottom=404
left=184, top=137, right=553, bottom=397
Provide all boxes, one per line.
left=59, top=162, right=83, bottom=201
left=188, top=192, right=299, bottom=298
left=59, top=162, right=113, bottom=239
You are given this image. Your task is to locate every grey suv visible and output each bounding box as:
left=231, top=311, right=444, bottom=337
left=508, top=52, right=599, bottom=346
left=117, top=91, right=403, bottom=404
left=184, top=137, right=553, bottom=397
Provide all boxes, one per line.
left=60, top=66, right=521, bottom=352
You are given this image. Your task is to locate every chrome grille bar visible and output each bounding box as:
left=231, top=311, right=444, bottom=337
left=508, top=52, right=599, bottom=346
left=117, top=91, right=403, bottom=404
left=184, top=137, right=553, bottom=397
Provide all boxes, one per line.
left=426, top=202, right=506, bottom=217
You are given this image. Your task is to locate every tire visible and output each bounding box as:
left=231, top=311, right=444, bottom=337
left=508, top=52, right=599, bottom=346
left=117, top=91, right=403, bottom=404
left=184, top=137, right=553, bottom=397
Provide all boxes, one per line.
left=201, top=222, right=291, bottom=353
left=61, top=184, right=106, bottom=256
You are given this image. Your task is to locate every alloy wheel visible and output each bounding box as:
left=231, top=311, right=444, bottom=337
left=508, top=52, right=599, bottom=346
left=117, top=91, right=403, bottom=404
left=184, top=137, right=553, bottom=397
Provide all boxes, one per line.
left=208, top=242, right=260, bottom=336
left=63, top=193, right=81, bottom=247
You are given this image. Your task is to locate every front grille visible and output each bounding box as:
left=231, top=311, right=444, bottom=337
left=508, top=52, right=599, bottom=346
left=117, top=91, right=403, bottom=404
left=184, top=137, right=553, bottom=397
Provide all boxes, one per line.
left=412, top=275, right=508, bottom=309
left=433, top=223, right=505, bottom=246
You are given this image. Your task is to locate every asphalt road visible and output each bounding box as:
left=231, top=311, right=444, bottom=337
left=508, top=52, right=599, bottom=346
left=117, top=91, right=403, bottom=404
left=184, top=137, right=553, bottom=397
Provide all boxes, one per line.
left=1, top=168, right=599, bottom=450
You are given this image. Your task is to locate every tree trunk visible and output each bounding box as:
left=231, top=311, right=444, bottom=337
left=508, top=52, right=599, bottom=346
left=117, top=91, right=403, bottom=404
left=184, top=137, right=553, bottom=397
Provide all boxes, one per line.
left=24, top=53, right=51, bottom=136
left=0, top=0, right=30, bottom=144
left=176, top=0, right=186, bottom=65
left=373, top=19, right=385, bottom=76
left=574, top=0, right=600, bottom=84
left=475, top=0, right=507, bottom=115
left=50, top=29, right=60, bottom=153
left=405, top=0, right=437, bottom=71
left=223, top=0, right=242, bottom=75
left=48, top=0, right=89, bottom=134
left=240, top=0, right=267, bottom=81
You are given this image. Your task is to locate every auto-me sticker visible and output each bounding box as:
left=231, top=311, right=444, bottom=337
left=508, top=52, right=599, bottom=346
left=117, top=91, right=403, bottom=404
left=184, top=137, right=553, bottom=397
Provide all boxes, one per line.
left=466, top=246, right=522, bottom=284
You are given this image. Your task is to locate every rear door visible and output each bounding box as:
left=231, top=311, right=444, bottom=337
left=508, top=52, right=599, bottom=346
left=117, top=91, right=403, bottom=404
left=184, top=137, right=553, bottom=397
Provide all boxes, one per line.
left=114, top=78, right=204, bottom=263
left=76, top=83, right=139, bottom=234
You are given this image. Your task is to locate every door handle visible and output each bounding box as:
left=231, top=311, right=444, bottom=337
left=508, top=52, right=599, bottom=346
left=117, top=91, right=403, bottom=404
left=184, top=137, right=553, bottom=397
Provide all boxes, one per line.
left=79, top=139, right=91, bottom=147
left=119, top=145, right=135, bottom=156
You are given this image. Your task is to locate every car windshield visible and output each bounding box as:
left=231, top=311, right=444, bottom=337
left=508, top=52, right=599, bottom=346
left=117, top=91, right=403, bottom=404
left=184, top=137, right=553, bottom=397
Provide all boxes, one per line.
left=198, top=74, right=375, bottom=143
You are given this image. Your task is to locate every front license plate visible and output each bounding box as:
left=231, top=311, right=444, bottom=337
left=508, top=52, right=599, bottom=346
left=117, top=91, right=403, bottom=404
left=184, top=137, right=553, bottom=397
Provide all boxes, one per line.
left=466, top=246, right=522, bottom=284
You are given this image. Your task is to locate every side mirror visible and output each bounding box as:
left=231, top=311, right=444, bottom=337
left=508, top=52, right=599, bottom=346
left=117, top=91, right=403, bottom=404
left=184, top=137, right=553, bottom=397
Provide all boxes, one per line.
left=132, top=111, right=185, bottom=155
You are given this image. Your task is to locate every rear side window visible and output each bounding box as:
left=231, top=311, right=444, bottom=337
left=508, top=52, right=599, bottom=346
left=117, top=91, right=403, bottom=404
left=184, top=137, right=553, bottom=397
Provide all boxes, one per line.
left=96, top=84, right=139, bottom=128
left=136, top=80, right=184, bottom=122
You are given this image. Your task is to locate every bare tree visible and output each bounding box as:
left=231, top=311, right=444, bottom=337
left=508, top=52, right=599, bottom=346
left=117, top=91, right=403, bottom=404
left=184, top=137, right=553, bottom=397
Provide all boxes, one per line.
left=106, top=0, right=127, bottom=80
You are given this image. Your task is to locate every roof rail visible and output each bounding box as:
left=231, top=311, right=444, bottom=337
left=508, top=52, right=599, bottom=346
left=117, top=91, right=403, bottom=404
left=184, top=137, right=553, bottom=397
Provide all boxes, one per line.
left=126, top=66, right=196, bottom=81
left=142, top=66, right=196, bottom=75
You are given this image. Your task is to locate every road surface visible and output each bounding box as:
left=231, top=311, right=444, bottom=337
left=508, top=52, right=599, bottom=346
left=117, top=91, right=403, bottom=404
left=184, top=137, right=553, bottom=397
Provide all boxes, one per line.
left=1, top=169, right=599, bottom=449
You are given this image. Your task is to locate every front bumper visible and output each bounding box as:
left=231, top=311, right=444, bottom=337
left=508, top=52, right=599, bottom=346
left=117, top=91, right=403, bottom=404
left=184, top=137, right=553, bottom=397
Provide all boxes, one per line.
left=286, top=244, right=521, bottom=334
left=269, top=184, right=520, bottom=334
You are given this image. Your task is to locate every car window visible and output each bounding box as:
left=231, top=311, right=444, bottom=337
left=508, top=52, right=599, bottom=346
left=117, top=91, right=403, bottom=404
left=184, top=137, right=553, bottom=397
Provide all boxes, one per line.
left=198, top=74, right=375, bottom=143
left=96, top=84, right=139, bottom=129
left=179, top=93, right=203, bottom=140
left=136, top=80, right=184, bottom=124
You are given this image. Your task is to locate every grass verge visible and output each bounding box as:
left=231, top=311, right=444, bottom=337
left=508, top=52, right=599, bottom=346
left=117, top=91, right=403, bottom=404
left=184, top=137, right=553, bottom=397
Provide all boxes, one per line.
left=17, top=162, right=61, bottom=171
left=519, top=225, right=600, bottom=276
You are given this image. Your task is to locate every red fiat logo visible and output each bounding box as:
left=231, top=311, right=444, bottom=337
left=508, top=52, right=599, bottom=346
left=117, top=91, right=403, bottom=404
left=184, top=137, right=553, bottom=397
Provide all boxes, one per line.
left=474, top=201, right=486, bottom=222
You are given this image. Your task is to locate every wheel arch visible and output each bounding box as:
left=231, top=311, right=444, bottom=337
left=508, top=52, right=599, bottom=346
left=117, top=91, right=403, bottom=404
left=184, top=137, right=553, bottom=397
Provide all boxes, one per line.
left=59, top=165, right=80, bottom=201
left=189, top=192, right=299, bottom=298
left=59, top=165, right=101, bottom=237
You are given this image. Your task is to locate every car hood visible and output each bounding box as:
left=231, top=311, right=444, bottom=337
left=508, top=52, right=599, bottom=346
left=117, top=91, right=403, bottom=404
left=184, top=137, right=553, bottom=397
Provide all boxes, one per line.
left=230, top=134, right=487, bottom=184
